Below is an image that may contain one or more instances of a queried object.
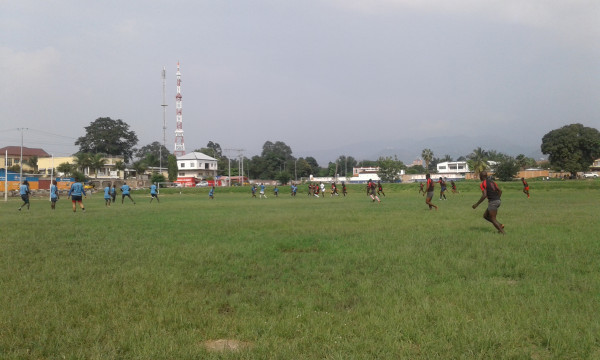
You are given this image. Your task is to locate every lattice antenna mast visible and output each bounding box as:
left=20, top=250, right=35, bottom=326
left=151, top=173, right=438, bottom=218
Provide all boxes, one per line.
left=174, top=62, right=185, bottom=157
left=160, top=67, right=168, bottom=171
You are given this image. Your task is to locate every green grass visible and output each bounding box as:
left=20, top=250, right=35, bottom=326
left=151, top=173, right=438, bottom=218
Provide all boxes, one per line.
left=1, top=180, right=599, bottom=359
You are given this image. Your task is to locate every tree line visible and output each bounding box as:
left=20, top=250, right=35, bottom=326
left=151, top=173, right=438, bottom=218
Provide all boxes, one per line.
left=38, top=118, right=600, bottom=183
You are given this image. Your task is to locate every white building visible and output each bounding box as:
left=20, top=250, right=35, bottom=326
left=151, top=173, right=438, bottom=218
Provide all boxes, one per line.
left=177, top=152, right=218, bottom=179
left=436, top=161, right=470, bottom=174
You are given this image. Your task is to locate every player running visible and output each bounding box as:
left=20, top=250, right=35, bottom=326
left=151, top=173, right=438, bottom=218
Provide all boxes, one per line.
left=103, top=185, right=111, bottom=207
left=209, top=186, right=215, bottom=199
left=17, top=180, right=31, bottom=211
left=110, top=185, right=117, bottom=203
left=121, top=183, right=136, bottom=204
left=367, top=179, right=381, bottom=203
left=424, top=174, right=438, bottom=210
left=260, top=183, right=267, bottom=198
left=418, top=182, right=425, bottom=196
left=342, top=181, right=348, bottom=196
left=473, top=171, right=505, bottom=234
left=450, top=180, right=459, bottom=194
left=150, top=183, right=160, bottom=203
left=521, top=178, right=530, bottom=198
left=438, top=177, right=447, bottom=200
left=377, top=181, right=386, bottom=197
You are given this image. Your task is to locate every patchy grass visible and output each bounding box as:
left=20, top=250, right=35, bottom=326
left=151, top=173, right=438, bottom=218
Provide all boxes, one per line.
left=1, top=180, right=599, bottom=359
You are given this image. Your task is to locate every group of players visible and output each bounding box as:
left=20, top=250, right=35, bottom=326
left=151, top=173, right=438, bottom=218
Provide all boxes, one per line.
left=16, top=180, right=147, bottom=213
left=16, top=174, right=532, bottom=234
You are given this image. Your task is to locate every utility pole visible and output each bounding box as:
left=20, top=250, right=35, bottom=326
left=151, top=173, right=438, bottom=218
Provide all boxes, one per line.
left=18, top=127, right=28, bottom=183
left=224, top=148, right=245, bottom=186
left=160, top=66, right=168, bottom=173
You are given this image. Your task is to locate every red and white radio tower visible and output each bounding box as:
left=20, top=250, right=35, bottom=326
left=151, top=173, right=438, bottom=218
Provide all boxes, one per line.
left=174, top=61, right=186, bottom=157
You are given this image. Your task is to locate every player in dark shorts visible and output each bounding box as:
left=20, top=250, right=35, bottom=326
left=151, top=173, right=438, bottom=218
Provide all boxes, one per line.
left=68, top=180, right=87, bottom=212
left=121, top=184, right=136, bottom=204
left=521, top=178, right=530, bottom=198
left=251, top=184, right=257, bottom=198
left=150, top=183, right=160, bottom=203
left=419, top=182, right=425, bottom=196
left=367, top=179, right=381, bottom=203
left=424, top=174, right=438, bottom=210
left=450, top=180, right=459, bottom=194
left=18, top=180, right=31, bottom=211
left=330, top=182, right=339, bottom=196
left=111, top=185, right=117, bottom=202
left=473, top=171, right=505, bottom=234
left=342, top=181, right=347, bottom=196
left=50, top=180, right=59, bottom=210
left=377, top=181, right=385, bottom=197
left=438, top=177, right=447, bottom=200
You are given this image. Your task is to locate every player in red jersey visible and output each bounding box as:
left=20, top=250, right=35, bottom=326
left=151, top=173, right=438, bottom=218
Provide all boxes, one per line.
left=424, top=174, right=438, bottom=210
left=473, top=171, right=505, bottom=234
left=521, top=177, right=530, bottom=198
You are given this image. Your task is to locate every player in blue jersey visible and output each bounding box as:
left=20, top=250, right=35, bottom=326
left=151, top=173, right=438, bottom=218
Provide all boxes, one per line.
left=121, top=184, right=136, bottom=204
left=68, top=181, right=86, bottom=212
left=110, top=184, right=117, bottom=203
left=104, top=185, right=111, bottom=207
left=150, top=183, right=159, bottom=203
left=259, top=183, right=267, bottom=198
left=50, top=180, right=59, bottom=210
left=209, top=186, right=215, bottom=199
left=17, top=180, right=30, bottom=211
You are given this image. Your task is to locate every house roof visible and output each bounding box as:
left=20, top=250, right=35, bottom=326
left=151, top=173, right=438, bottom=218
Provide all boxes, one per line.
left=177, top=152, right=217, bottom=161
left=0, top=146, right=51, bottom=157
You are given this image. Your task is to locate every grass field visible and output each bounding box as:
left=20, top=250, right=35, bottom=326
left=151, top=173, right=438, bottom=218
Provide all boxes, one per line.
left=1, top=180, right=599, bottom=359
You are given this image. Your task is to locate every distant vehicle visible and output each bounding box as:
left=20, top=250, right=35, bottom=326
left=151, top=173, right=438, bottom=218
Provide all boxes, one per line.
left=583, top=173, right=598, bottom=178
left=84, top=184, right=95, bottom=190
left=196, top=181, right=209, bottom=187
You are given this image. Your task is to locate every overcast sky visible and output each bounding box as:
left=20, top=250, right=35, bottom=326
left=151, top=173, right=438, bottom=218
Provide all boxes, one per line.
left=1, top=0, right=599, bottom=164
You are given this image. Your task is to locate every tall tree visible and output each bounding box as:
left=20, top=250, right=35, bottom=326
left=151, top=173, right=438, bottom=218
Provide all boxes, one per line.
left=304, top=157, right=320, bottom=176
left=258, top=141, right=294, bottom=179
left=421, top=148, right=434, bottom=173
left=541, top=123, right=600, bottom=176
left=494, top=157, right=521, bottom=181
left=75, top=117, right=139, bottom=162
left=167, top=155, right=178, bottom=181
left=377, top=156, right=404, bottom=182
left=295, top=158, right=313, bottom=178
left=136, top=141, right=170, bottom=166
left=335, top=155, right=357, bottom=176
left=467, top=147, right=488, bottom=175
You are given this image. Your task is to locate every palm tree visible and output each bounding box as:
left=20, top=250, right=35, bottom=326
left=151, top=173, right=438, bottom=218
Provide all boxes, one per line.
left=132, top=160, right=148, bottom=179
left=115, top=160, right=126, bottom=179
left=89, top=153, right=108, bottom=178
left=467, top=147, right=488, bottom=175
left=26, top=155, right=39, bottom=173
left=73, top=153, right=92, bottom=175
left=421, top=148, right=434, bottom=173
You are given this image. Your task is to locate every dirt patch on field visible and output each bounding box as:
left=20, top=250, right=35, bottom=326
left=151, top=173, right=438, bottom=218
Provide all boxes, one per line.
left=203, top=339, right=252, bottom=352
